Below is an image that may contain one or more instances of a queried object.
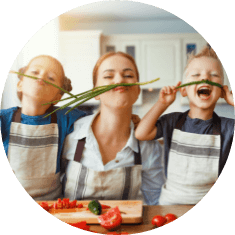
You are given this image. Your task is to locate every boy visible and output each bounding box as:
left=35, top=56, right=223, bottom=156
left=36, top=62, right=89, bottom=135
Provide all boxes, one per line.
left=135, top=46, right=234, bottom=205
left=1, top=55, right=86, bottom=200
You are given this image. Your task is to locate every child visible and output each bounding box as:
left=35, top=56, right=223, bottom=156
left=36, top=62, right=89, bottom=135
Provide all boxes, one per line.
left=0, top=55, right=86, bottom=200
left=135, top=46, right=234, bottom=205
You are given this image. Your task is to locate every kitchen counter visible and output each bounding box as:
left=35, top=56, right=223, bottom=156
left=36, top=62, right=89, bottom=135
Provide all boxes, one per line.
left=88, top=205, right=194, bottom=234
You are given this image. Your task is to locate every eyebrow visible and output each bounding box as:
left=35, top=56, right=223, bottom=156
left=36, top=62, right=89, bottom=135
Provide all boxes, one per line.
left=103, top=68, right=134, bottom=73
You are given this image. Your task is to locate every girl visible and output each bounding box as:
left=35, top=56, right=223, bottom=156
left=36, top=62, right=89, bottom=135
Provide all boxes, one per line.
left=62, top=52, right=165, bottom=205
left=1, top=55, right=86, bottom=200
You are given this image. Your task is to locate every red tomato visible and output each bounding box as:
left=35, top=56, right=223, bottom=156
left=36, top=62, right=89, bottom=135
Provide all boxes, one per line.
left=68, top=221, right=90, bottom=231
left=77, top=203, right=83, bottom=208
left=151, top=215, right=167, bottom=227
left=39, top=202, right=49, bottom=211
left=102, top=204, right=111, bottom=209
left=98, top=206, right=122, bottom=230
left=69, top=200, right=77, bottom=208
left=164, top=213, right=177, bottom=222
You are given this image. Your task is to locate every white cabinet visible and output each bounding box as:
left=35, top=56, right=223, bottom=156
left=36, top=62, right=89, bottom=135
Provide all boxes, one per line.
left=141, top=39, right=181, bottom=89
left=58, top=30, right=102, bottom=106
left=101, top=36, right=143, bottom=105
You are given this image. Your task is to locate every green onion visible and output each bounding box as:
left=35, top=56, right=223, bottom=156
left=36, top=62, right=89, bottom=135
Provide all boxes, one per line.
left=10, top=71, right=77, bottom=98
left=175, top=80, right=223, bottom=89
left=10, top=70, right=160, bottom=116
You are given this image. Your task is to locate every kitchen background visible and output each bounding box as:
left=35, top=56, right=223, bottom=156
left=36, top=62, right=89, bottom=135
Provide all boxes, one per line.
left=1, top=1, right=234, bottom=118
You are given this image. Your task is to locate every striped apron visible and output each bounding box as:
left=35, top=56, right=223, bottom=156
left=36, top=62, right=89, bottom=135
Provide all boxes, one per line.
left=63, top=138, right=142, bottom=200
left=159, top=112, right=221, bottom=205
left=8, top=108, right=62, bottom=200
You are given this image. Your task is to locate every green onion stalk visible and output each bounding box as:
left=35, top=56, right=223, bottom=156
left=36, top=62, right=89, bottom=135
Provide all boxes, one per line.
left=175, top=79, right=223, bottom=89
left=10, top=70, right=160, bottom=117
left=10, top=71, right=223, bottom=117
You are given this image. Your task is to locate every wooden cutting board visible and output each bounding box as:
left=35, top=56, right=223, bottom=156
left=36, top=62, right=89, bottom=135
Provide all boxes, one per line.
left=37, top=200, right=143, bottom=224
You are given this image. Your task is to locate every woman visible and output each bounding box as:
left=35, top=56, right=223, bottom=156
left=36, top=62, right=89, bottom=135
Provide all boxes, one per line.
left=62, top=52, right=165, bottom=205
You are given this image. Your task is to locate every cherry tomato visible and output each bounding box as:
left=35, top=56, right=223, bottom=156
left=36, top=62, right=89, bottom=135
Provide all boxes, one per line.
left=164, top=213, right=177, bottom=222
left=151, top=215, right=167, bottom=227
left=98, top=207, right=122, bottom=230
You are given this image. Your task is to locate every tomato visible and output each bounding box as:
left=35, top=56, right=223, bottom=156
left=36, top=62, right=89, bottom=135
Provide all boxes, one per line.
left=164, top=213, right=177, bottom=222
left=63, top=198, right=70, bottom=209
left=68, top=221, right=90, bottom=231
left=69, top=200, right=77, bottom=209
left=151, top=215, right=167, bottom=227
left=77, top=203, right=83, bottom=208
left=39, top=202, right=49, bottom=211
left=102, top=204, right=111, bottom=209
left=98, top=206, right=122, bottom=230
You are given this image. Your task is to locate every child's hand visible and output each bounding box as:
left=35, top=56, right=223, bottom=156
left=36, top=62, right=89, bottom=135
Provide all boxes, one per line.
left=159, top=81, right=181, bottom=106
left=131, top=114, right=141, bottom=130
left=221, top=85, right=234, bottom=106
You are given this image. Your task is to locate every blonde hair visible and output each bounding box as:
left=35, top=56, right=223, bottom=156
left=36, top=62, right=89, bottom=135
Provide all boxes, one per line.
left=17, top=55, right=72, bottom=101
left=183, top=45, right=224, bottom=82
left=92, top=51, right=139, bottom=87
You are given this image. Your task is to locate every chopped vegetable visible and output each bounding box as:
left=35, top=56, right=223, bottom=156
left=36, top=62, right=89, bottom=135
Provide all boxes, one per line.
left=98, top=206, right=122, bottom=230
left=88, top=200, right=102, bottom=215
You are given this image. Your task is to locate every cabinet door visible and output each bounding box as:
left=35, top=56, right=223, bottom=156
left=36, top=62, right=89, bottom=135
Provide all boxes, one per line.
left=59, top=31, right=102, bottom=106
left=101, top=37, right=142, bottom=105
left=141, top=39, right=181, bottom=89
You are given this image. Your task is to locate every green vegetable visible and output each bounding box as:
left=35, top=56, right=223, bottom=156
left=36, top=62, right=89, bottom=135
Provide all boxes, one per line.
left=10, top=70, right=160, bottom=117
left=175, top=79, right=223, bottom=89
left=88, top=200, right=102, bottom=215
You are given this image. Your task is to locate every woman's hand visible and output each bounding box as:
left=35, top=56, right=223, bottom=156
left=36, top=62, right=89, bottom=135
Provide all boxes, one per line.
left=159, top=81, right=181, bottom=106
left=221, top=85, right=234, bottom=106
left=131, top=114, right=141, bottom=130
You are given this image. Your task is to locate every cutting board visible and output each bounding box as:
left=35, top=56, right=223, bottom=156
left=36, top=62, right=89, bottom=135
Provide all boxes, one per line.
left=37, top=200, right=143, bottom=224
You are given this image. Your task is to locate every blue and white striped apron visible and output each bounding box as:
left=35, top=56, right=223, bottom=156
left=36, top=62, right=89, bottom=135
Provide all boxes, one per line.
left=63, top=138, right=142, bottom=200
left=159, top=112, right=221, bottom=205
left=8, top=108, right=62, bottom=200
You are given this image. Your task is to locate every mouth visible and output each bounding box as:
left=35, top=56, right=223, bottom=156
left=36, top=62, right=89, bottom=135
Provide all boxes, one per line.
left=197, top=86, right=212, bottom=99
left=114, top=86, right=127, bottom=92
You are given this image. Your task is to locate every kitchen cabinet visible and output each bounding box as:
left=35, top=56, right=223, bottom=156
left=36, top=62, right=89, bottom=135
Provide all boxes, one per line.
left=58, top=30, right=102, bottom=106
left=101, top=36, right=143, bottom=105
left=141, top=39, right=181, bottom=89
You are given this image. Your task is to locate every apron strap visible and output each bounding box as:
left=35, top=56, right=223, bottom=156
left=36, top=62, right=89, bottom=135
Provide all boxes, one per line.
left=12, top=106, right=57, bottom=123
left=73, top=138, right=142, bottom=165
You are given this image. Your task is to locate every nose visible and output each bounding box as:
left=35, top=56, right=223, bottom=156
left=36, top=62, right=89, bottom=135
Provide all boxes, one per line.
left=200, top=72, right=210, bottom=81
left=114, top=73, right=125, bottom=84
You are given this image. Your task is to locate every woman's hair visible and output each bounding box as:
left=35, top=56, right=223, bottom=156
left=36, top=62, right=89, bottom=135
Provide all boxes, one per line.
left=17, top=55, right=72, bottom=101
left=184, top=45, right=224, bottom=82
left=92, top=51, right=139, bottom=87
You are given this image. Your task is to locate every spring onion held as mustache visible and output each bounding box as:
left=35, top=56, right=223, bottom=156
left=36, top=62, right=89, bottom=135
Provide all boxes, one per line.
left=175, top=79, right=223, bottom=89
left=10, top=71, right=160, bottom=117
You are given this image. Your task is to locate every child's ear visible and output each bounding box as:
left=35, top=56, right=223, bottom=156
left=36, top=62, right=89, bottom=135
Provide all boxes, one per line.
left=95, top=95, right=100, bottom=101
left=180, top=87, right=187, bottom=97
left=17, top=80, right=22, bottom=91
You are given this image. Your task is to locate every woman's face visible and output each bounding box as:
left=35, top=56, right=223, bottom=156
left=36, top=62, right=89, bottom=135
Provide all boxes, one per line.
left=95, top=55, right=140, bottom=109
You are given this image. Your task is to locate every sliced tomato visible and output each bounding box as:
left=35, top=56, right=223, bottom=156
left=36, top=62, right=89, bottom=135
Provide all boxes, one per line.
left=101, top=204, right=111, bottom=209
left=98, top=206, right=122, bottom=230
left=39, top=202, right=49, bottom=211
left=77, top=203, right=83, bottom=208
left=68, top=221, right=90, bottom=231
left=69, top=200, right=77, bottom=209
